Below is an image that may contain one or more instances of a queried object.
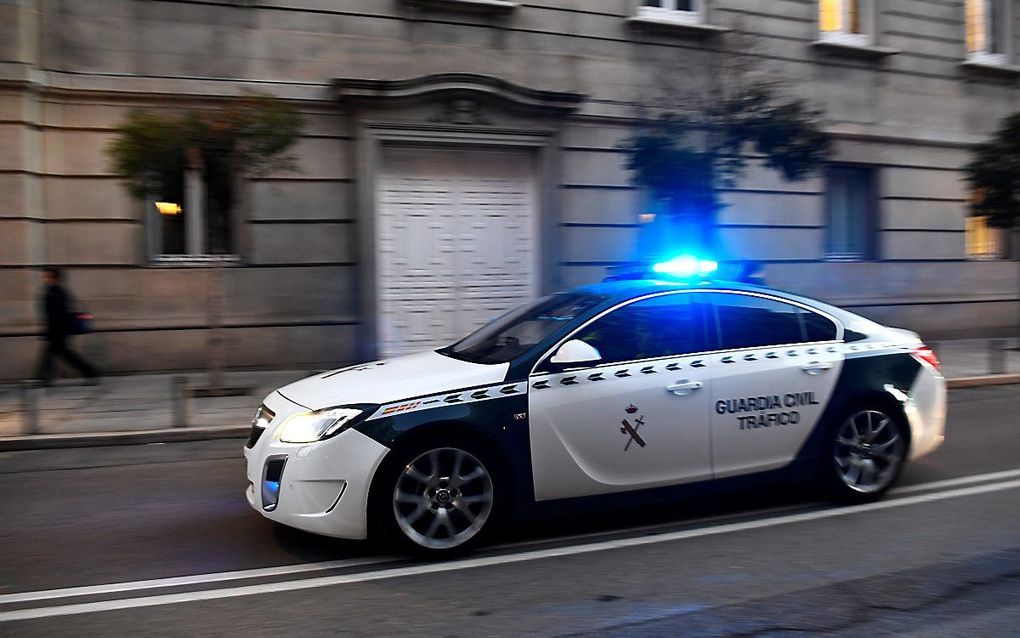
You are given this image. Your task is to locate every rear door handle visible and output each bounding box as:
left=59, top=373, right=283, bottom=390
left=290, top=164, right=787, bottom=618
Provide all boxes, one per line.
left=801, top=361, right=833, bottom=375
left=666, top=380, right=703, bottom=396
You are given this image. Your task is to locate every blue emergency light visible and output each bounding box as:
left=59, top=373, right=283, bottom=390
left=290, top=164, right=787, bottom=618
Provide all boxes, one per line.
left=651, top=255, right=718, bottom=278
left=602, top=254, right=720, bottom=283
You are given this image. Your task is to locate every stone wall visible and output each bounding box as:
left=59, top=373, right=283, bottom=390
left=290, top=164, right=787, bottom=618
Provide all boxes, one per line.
left=1, top=0, right=1018, bottom=380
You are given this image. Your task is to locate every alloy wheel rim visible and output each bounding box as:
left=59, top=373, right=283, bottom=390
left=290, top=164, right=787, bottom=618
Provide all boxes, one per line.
left=393, top=447, right=494, bottom=550
left=833, top=409, right=905, bottom=494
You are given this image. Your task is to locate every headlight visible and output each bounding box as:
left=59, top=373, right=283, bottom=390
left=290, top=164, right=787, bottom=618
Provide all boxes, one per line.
left=278, top=407, right=368, bottom=444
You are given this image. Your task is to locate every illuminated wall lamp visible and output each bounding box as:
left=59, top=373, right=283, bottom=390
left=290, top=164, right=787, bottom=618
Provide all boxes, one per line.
left=155, top=202, right=182, bottom=216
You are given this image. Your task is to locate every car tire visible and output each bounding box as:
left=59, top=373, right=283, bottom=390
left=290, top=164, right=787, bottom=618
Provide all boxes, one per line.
left=370, top=437, right=506, bottom=558
left=821, top=404, right=909, bottom=503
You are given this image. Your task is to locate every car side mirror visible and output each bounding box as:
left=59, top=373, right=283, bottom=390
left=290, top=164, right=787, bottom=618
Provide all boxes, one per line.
left=549, top=339, right=602, bottom=368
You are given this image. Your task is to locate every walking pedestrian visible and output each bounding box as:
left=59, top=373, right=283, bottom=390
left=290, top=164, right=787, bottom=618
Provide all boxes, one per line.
left=36, top=267, right=99, bottom=386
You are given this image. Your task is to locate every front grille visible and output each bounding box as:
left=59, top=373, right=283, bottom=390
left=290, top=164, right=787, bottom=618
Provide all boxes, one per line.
left=245, top=405, right=275, bottom=448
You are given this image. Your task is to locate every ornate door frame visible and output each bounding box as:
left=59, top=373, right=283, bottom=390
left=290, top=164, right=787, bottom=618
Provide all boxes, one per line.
left=334, top=73, right=585, bottom=361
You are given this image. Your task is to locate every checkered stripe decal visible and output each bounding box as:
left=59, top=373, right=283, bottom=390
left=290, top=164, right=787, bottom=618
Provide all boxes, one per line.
left=364, top=341, right=908, bottom=420
left=366, top=381, right=527, bottom=421
left=527, top=341, right=907, bottom=390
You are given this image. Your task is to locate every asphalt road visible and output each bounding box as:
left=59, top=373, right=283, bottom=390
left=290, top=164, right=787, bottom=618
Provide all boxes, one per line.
left=1, top=386, right=1018, bottom=636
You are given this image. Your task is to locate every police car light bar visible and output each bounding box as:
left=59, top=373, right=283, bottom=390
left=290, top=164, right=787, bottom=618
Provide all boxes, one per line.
left=651, top=255, right=718, bottom=278
left=603, top=256, right=719, bottom=283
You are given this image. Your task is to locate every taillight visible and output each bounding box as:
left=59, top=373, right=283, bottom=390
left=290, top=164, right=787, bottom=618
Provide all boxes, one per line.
left=912, top=345, right=941, bottom=371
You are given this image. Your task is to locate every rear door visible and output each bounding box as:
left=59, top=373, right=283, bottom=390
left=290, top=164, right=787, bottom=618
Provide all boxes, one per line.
left=528, top=292, right=715, bottom=501
left=706, top=292, right=844, bottom=477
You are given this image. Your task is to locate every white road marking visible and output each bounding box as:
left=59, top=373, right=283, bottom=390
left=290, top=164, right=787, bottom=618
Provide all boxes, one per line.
left=0, top=556, right=399, bottom=605
left=890, top=468, right=1020, bottom=496
left=3, top=476, right=1020, bottom=623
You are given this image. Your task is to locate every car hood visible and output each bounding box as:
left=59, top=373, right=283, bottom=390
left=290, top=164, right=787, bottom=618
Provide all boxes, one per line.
left=276, top=351, right=510, bottom=411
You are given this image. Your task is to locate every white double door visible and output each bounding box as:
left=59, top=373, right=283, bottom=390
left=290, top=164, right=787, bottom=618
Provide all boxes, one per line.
left=376, top=147, right=537, bottom=358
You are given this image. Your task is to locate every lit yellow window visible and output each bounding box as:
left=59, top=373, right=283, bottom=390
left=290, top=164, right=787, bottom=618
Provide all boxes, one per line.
left=966, top=215, right=1004, bottom=259
left=967, top=0, right=987, bottom=53
left=820, top=0, right=864, bottom=35
left=820, top=0, right=844, bottom=32
left=967, top=0, right=1009, bottom=56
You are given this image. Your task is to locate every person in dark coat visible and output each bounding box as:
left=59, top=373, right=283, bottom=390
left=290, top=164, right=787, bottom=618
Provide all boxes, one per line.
left=36, top=267, right=98, bottom=386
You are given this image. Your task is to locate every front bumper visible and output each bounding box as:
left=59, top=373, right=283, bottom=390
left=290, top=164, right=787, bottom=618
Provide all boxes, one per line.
left=244, top=391, right=390, bottom=540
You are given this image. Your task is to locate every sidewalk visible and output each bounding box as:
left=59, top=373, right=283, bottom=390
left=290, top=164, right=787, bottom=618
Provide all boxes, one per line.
left=930, top=338, right=1020, bottom=381
left=0, top=369, right=314, bottom=449
left=1, top=339, right=1018, bottom=450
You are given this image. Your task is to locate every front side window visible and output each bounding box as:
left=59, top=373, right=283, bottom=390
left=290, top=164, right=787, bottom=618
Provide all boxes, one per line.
left=573, top=293, right=711, bottom=365
left=819, top=0, right=872, bottom=45
left=825, top=165, right=878, bottom=261
left=966, top=215, right=1007, bottom=259
left=441, top=293, right=605, bottom=365
left=709, top=293, right=836, bottom=350
left=640, top=0, right=705, bottom=24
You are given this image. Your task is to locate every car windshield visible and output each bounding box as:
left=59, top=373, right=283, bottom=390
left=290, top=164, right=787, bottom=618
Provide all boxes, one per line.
left=439, top=293, right=605, bottom=365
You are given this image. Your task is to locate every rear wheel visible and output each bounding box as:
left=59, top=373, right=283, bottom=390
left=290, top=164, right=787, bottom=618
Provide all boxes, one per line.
left=824, top=406, right=908, bottom=502
left=373, top=441, right=502, bottom=557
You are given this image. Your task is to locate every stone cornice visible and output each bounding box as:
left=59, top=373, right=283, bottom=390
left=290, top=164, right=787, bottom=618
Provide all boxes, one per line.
left=333, top=73, right=586, bottom=115
left=400, top=0, right=518, bottom=14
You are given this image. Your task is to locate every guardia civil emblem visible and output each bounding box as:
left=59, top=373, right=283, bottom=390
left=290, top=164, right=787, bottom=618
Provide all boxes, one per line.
left=620, top=403, right=646, bottom=451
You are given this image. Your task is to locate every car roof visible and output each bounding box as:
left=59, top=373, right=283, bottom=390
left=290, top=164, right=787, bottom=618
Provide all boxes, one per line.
left=567, top=278, right=868, bottom=328
left=570, top=278, right=788, bottom=303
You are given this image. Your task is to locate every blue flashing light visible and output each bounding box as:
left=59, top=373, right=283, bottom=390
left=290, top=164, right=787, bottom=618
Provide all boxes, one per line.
left=651, top=255, right=718, bottom=279
left=262, top=479, right=281, bottom=511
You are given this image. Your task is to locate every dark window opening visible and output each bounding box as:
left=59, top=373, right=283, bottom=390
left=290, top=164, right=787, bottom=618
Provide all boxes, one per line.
left=825, top=165, right=878, bottom=261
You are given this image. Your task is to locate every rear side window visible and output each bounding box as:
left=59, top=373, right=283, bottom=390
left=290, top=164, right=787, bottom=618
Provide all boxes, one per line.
left=709, top=293, right=836, bottom=350
left=801, top=309, right=839, bottom=342
left=573, top=293, right=711, bottom=364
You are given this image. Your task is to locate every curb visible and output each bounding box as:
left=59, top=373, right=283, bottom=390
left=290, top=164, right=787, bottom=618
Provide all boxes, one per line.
left=0, top=425, right=249, bottom=452
left=947, top=374, right=1020, bottom=389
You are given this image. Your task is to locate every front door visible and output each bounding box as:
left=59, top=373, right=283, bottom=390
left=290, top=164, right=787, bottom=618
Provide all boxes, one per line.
left=376, top=147, right=537, bottom=358
left=705, top=292, right=844, bottom=478
left=529, top=292, right=715, bottom=501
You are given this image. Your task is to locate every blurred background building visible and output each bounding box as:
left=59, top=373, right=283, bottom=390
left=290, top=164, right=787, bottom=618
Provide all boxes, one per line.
left=1, top=0, right=1018, bottom=379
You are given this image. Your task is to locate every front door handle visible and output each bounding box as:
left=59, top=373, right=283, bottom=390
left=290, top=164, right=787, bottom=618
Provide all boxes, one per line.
left=666, top=380, right=703, bottom=396
left=801, top=361, right=833, bottom=375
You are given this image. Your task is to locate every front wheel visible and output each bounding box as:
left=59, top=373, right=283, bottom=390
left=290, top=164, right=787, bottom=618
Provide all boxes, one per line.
left=372, top=442, right=502, bottom=557
left=823, top=407, right=909, bottom=502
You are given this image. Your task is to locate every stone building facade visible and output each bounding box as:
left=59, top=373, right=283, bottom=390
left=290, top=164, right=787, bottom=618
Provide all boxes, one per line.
left=2, top=0, right=1018, bottom=380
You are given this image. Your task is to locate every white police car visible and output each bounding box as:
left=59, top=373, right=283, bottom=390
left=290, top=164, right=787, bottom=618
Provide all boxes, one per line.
left=244, top=263, right=946, bottom=556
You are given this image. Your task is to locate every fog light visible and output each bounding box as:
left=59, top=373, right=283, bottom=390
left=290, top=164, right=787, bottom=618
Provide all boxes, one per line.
left=262, top=456, right=287, bottom=511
